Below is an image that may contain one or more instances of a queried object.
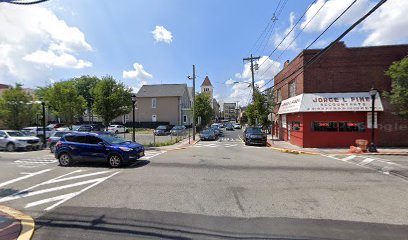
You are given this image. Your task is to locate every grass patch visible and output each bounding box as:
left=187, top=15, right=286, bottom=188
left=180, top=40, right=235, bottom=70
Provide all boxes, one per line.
left=129, top=128, right=154, bottom=134
left=146, top=137, right=186, bottom=147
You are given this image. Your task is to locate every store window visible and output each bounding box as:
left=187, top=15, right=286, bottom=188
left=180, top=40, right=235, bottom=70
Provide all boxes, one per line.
left=289, top=80, right=296, bottom=98
left=292, top=122, right=300, bottom=131
left=339, top=122, right=365, bottom=132
left=277, top=89, right=282, bottom=103
left=312, top=122, right=338, bottom=132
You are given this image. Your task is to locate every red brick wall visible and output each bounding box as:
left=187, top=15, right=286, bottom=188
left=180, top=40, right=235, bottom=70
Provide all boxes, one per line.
left=275, top=42, right=408, bottom=147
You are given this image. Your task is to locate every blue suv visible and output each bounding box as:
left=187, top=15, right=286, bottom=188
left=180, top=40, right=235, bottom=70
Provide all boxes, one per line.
left=54, top=132, right=145, bottom=168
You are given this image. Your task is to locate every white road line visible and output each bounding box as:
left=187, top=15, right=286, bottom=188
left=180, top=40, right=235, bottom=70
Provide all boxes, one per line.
left=25, top=172, right=120, bottom=211
left=0, top=169, right=53, bottom=188
left=0, top=176, right=112, bottom=203
left=45, top=171, right=112, bottom=184
left=342, top=155, right=356, bottom=161
left=360, top=158, right=375, bottom=165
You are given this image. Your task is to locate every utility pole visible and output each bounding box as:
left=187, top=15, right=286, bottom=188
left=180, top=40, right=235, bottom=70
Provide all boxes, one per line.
left=243, top=54, right=261, bottom=101
left=187, top=65, right=196, bottom=141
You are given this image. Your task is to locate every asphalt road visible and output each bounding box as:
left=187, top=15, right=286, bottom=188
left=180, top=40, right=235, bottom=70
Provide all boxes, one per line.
left=0, top=129, right=408, bottom=239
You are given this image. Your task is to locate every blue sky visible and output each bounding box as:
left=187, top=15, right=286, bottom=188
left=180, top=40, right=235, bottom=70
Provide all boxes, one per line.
left=1, top=0, right=407, bottom=106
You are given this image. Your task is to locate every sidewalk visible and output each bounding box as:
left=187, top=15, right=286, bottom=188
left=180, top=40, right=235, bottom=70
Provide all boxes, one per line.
left=267, top=136, right=408, bottom=156
left=0, top=205, right=34, bottom=240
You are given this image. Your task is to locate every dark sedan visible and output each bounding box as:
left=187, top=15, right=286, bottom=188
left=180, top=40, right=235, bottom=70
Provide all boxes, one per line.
left=243, top=127, right=267, bottom=146
left=47, top=131, right=72, bottom=153
left=199, top=129, right=217, bottom=141
left=154, top=125, right=172, bottom=136
left=226, top=124, right=234, bottom=131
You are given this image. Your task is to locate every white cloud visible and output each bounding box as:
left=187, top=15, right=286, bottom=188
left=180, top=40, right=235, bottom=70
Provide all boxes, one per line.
left=123, top=62, right=153, bottom=81
left=273, top=12, right=297, bottom=51
left=361, top=0, right=408, bottom=46
left=301, top=0, right=372, bottom=32
left=152, top=26, right=173, bottom=44
left=23, top=50, right=92, bottom=69
left=0, top=4, right=92, bottom=86
left=225, top=56, right=281, bottom=106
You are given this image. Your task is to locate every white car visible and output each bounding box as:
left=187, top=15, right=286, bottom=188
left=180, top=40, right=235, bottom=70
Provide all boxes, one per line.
left=22, top=127, right=53, bottom=139
left=107, top=125, right=128, bottom=134
left=234, top=123, right=242, bottom=129
left=0, top=130, right=41, bottom=151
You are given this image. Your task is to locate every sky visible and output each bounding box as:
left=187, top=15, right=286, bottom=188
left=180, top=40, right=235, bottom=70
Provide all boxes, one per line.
left=1, top=0, right=408, bottom=107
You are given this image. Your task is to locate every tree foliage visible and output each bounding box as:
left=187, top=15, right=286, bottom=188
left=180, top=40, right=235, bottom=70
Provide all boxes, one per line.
left=194, top=93, right=213, bottom=127
left=92, top=76, right=132, bottom=126
left=245, top=87, right=275, bottom=128
left=0, top=84, right=39, bottom=129
left=74, top=75, right=100, bottom=110
left=43, top=81, right=87, bottom=126
left=385, top=56, right=408, bottom=118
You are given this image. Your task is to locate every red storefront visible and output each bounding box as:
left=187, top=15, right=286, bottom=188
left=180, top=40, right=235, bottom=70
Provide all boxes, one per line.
left=277, top=92, right=383, bottom=148
left=273, top=42, right=408, bottom=148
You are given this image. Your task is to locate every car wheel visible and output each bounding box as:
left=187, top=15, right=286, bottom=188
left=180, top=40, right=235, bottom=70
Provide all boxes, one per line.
left=50, top=144, right=56, bottom=153
left=115, top=130, right=119, bottom=134
left=59, top=153, right=72, bottom=167
left=6, top=143, right=16, bottom=152
left=108, top=154, right=122, bottom=168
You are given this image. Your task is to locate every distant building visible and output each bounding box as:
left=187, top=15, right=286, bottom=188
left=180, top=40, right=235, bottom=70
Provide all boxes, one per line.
left=0, top=84, right=10, bottom=96
left=200, top=76, right=220, bottom=120
left=223, top=102, right=237, bottom=120
left=128, top=84, right=192, bottom=126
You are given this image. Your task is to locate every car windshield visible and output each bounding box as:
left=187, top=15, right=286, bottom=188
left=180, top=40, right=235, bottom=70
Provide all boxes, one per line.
left=173, top=126, right=184, bottom=130
left=7, top=131, right=25, bottom=137
left=247, top=128, right=263, bottom=134
left=53, top=131, right=70, bottom=137
left=98, top=134, right=129, bottom=145
left=202, top=129, right=213, bottom=134
left=157, top=126, right=167, bottom=130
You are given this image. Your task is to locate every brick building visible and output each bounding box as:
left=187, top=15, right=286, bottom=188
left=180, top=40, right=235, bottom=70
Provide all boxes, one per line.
left=273, top=42, right=408, bottom=148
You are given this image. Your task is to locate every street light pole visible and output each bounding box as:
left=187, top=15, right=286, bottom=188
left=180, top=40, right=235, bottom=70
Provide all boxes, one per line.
left=131, top=94, right=137, bottom=142
left=368, top=88, right=378, bottom=152
left=187, top=65, right=196, bottom=141
left=40, top=99, right=46, bottom=147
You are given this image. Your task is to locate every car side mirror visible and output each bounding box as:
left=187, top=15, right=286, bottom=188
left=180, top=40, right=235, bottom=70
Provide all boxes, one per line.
left=98, top=142, right=105, bottom=146
left=4, top=136, right=8, bottom=139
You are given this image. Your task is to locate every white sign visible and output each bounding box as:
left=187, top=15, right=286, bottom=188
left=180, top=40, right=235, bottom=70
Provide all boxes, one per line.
left=367, top=112, right=378, bottom=128
left=281, top=114, right=286, bottom=128
left=278, top=92, right=384, bottom=114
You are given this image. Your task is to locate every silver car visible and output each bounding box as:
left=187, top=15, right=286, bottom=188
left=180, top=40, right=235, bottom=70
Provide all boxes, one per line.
left=0, top=130, right=41, bottom=151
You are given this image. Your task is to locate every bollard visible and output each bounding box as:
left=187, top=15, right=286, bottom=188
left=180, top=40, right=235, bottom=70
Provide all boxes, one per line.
left=153, top=132, right=156, bottom=147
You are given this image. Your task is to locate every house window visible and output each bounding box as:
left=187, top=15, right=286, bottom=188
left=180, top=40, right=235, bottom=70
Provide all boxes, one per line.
left=152, top=98, right=156, bottom=108
left=312, top=122, right=338, bottom=132
left=183, top=115, right=187, bottom=123
left=277, top=89, right=282, bottom=103
left=289, top=80, right=296, bottom=98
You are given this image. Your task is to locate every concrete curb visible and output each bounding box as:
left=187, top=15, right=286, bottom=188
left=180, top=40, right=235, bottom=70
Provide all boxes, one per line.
left=0, top=205, right=35, bottom=240
left=266, top=141, right=320, bottom=155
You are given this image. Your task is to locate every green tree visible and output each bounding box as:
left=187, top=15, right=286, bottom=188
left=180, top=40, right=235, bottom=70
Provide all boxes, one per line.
left=74, top=75, right=100, bottom=113
left=385, top=56, right=408, bottom=118
left=0, top=84, right=38, bottom=129
left=43, top=81, right=87, bottom=126
left=92, top=76, right=132, bottom=126
left=245, top=87, right=274, bottom=128
left=194, top=93, right=213, bottom=127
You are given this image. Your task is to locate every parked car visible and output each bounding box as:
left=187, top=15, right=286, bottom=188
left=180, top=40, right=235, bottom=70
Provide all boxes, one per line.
left=0, top=130, right=41, bottom=151
left=154, top=125, right=172, bottom=136
left=170, top=125, right=187, bottom=136
left=107, top=125, right=128, bottom=134
left=210, top=123, right=223, bottom=136
left=226, top=124, right=234, bottom=131
left=243, top=127, right=267, bottom=146
left=54, top=132, right=145, bottom=168
left=199, top=129, right=217, bottom=141
left=210, top=126, right=221, bottom=137
left=48, top=131, right=72, bottom=153
left=22, top=127, right=53, bottom=139
left=47, top=123, right=64, bottom=129
left=234, top=123, right=242, bottom=129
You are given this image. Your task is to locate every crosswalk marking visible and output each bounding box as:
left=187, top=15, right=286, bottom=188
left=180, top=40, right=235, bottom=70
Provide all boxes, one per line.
left=140, top=150, right=167, bottom=160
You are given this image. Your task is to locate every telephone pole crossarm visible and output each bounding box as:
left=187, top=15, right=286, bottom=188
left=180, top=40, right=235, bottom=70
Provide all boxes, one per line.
left=243, top=54, right=261, bottom=101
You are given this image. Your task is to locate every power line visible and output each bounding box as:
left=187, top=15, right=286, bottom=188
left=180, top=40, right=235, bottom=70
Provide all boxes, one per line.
left=1, top=0, right=49, bottom=4
left=257, top=0, right=327, bottom=79
left=258, top=0, right=358, bottom=90
left=258, top=0, right=317, bottom=70
left=260, top=0, right=389, bottom=93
